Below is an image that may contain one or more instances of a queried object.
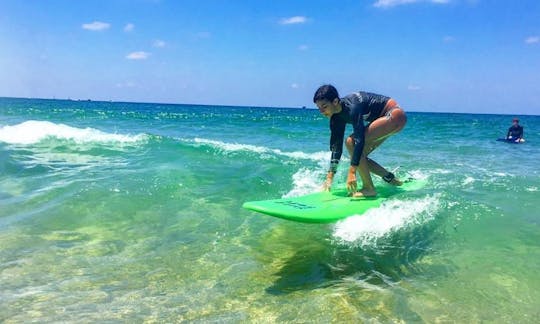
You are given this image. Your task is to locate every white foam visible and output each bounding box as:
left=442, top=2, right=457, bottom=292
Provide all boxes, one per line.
left=428, top=168, right=452, bottom=175
left=463, top=176, right=475, bottom=185
left=0, top=120, right=147, bottom=145
left=189, top=137, right=328, bottom=161
left=332, top=194, right=441, bottom=248
left=282, top=167, right=326, bottom=198
left=406, top=169, right=430, bottom=181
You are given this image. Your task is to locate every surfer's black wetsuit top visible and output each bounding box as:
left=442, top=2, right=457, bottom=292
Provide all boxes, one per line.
left=329, top=92, right=390, bottom=171
left=507, top=125, right=523, bottom=139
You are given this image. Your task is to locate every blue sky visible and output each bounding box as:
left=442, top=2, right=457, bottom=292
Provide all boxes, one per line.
left=0, top=0, right=539, bottom=114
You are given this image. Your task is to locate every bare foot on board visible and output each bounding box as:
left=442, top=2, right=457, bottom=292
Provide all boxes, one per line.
left=352, top=188, right=377, bottom=198
left=389, top=178, right=403, bottom=186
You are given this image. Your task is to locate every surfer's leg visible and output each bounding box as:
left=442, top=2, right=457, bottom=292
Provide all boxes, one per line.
left=365, top=106, right=406, bottom=145
left=362, top=102, right=407, bottom=186
left=361, top=137, right=390, bottom=175
left=362, top=107, right=405, bottom=159
left=366, top=158, right=403, bottom=186
left=345, top=135, right=377, bottom=197
left=345, top=135, right=376, bottom=197
left=366, top=157, right=388, bottom=177
left=355, top=156, right=376, bottom=197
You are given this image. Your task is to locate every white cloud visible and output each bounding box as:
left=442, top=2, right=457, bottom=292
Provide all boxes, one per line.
left=82, top=21, right=111, bottom=31
left=291, top=83, right=299, bottom=89
left=279, top=16, right=308, bottom=25
left=124, top=23, right=135, bottom=32
left=153, top=40, right=166, bottom=48
left=408, top=85, right=421, bottom=91
left=525, top=36, right=539, bottom=44
left=373, top=0, right=449, bottom=8
left=298, top=44, right=309, bottom=51
left=116, top=81, right=137, bottom=88
left=374, top=0, right=415, bottom=7
left=443, top=35, right=455, bottom=42
left=126, top=51, right=150, bottom=60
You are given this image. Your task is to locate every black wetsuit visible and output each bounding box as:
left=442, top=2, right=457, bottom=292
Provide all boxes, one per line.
left=329, top=92, right=390, bottom=170
left=507, top=125, right=523, bottom=140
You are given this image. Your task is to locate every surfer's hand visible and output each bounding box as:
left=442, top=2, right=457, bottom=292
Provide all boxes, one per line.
left=321, top=181, right=331, bottom=192
left=346, top=167, right=357, bottom=194
left=322, top=172, right=334, bottom=191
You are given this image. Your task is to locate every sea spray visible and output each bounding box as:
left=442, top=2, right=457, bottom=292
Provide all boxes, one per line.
left=282, top=168, right=326, bottom=198
left=332, top=194, right=441, bottom=248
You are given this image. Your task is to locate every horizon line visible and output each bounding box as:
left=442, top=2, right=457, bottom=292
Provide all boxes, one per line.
left=0, top=96, right=538, bottom=117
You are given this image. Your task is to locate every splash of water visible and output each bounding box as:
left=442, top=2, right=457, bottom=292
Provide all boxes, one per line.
left=332, top=194, right=441, bottom=248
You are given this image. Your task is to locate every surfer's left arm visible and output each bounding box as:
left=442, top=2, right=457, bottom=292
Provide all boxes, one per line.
left=324, top=117, right=345, bottom=191
left=346, top=113, right=366, bottom=193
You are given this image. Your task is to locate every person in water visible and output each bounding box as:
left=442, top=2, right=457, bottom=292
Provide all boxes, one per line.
left=506, top=118, right=524, bottom=142
left=313, top=84, right=407, bottom=197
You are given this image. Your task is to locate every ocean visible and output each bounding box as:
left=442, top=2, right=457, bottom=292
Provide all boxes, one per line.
left=1, top=97, right=539, bottom=322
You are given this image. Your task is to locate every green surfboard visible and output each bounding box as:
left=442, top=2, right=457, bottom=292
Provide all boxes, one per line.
left=242, top=180, right=426, bottom=223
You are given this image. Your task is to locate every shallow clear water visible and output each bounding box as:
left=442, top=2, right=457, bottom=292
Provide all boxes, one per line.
left=1, top=97, right=539, bottom=322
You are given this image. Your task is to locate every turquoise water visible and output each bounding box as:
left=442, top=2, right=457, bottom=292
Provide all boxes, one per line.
left=1, top=97, right=539, bottom=322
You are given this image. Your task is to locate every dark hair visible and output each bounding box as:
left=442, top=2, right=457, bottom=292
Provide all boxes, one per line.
left=313, top=84, right=339, bottom=103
